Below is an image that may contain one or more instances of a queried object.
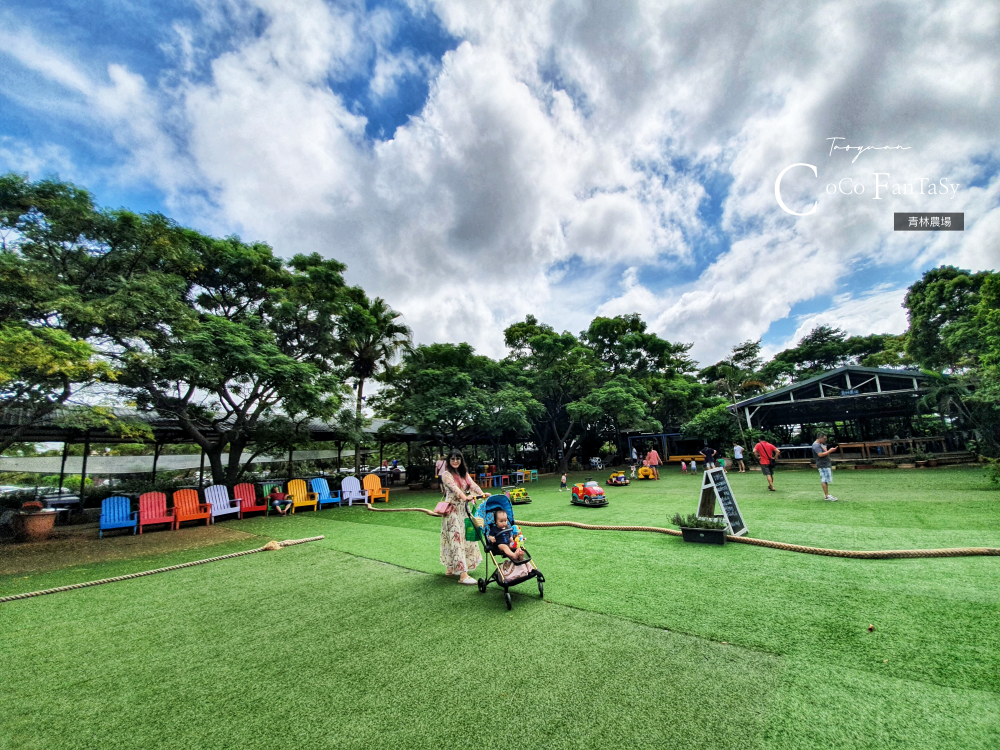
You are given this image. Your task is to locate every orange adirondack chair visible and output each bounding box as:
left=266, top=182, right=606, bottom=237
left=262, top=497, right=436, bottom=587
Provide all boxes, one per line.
left=172, top=489, right=211, bottom=527
left=363, top=473, right=389, bottom=504
left=139, top=491, right=175, bottom=533
left=286, top=479, right=318, bottom=513
left=235, top=483, right=268, bottom=517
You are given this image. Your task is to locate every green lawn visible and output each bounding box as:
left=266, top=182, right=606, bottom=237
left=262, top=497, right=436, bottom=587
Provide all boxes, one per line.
left=3, top=466, right=1000, bottom=749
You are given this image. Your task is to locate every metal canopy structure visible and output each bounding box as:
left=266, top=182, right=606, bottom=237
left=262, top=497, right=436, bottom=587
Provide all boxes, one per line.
left=0, top=407, right=418, bottom=446
left=728, top=367, right=936, bottom=432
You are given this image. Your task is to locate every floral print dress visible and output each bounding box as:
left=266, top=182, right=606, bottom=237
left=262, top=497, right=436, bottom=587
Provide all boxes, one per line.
left=439, top=470, right=484, bottom=575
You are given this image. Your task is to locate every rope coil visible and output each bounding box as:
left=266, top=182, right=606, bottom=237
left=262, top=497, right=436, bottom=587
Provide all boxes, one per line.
left=363, top=503, right=1000, bottom=560
left=0, top=536, right=324, bottom=604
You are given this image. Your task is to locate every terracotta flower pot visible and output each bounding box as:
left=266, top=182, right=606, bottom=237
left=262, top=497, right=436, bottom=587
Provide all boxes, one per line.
left=14, top=509, right=57, bottom=542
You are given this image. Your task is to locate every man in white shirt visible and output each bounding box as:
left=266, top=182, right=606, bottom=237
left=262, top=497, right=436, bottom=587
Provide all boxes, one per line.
left=732, top=442, right=745, bottom=473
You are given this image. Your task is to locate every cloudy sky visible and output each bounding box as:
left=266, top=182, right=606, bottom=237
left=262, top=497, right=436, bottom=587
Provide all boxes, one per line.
left=1, top=0, right=998, bottom=366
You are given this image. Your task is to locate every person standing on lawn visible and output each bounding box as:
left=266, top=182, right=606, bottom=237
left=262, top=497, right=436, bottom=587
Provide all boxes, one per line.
left=753, top=438, right=781, bottom=491
left=733, top=442, right=746, bottom=473
left=812, top=434, right=839, bottom=501
left=646, top=446, right=661, bottom=479
left=439, top=450, right=484, bottom=585
left=700, top=443, right=716, bottom=470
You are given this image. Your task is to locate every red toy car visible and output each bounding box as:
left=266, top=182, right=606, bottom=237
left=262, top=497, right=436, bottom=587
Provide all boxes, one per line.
left=570, top=480, right=609, bottom=507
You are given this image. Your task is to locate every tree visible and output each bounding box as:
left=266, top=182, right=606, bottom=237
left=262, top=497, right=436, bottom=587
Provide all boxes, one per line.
left=116, top=241, right=352, bottom=486
left=680, top=404, right=742, bottom=447
left=762, top=327, right=906, bottom=383
left=904, top=266, right=989, bottom=371
left=0, top=173, right=175, bottom=451
left=338, top=294, right=412, bottom=475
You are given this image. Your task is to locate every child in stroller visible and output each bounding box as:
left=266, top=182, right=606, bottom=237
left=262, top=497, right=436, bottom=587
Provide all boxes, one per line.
left=473, top=494, right=544, bottom=610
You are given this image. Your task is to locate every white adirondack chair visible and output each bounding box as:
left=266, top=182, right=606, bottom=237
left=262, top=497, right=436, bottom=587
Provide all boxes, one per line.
left=205, top=484, right=241, bottom=522
left=341, top=476, right=367, bottom=506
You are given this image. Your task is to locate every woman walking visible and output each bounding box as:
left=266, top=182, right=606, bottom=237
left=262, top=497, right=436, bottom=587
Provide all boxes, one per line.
left=439, top=450, right=484, bottom=585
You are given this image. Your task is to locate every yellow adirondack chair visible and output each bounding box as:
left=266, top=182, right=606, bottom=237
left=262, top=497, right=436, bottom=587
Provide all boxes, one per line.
left=286, top=479, right=318, bottom=513
left=362, top=473, right=389, bottom=504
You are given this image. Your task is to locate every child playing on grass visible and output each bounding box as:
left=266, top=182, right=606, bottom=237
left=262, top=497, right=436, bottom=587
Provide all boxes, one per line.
left=559, top=472, right=567, bottom=491
left=689, top=459, right=697, bottom=473
left=487, top=509, right=526, bottom=562
left=681, top=460, right=688, bottom=475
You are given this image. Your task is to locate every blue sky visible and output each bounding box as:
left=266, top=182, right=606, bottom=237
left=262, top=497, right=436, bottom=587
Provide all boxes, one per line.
left=1, top=0, right=998, bottom=365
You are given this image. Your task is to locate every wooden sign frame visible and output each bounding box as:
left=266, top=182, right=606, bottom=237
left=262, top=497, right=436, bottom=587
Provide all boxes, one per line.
left=697, top=467, right=747, bottom=537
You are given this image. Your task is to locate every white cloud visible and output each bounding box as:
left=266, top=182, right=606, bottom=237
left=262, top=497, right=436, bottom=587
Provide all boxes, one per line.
left=2, top=0, right=998, bottom=366
left=764, top=287, right=911, bottom=360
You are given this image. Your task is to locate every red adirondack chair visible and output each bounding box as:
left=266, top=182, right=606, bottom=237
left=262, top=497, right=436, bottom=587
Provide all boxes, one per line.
left=172, top=489, right=211, bottom=528
left=139, top=491, right=175, bottom=533
left=235, top=483, right=268, bottom=517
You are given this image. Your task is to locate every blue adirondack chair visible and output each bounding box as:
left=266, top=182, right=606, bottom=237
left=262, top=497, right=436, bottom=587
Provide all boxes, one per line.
left=311, top=478, right=342, bottom=510
left=100, top=496, right=138, bottom=538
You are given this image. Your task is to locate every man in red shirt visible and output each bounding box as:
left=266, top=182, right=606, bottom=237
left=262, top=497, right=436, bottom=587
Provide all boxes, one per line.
left=753, top=439, right=781, bottom=491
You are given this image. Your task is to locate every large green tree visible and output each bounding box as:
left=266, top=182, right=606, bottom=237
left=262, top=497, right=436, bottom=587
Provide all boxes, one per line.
left=338, top=294, right=412, bottom=475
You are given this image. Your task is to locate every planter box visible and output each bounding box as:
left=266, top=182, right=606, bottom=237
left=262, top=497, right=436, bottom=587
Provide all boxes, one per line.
left=680, top=526, right=727, bottom=545
left=897, top=463, right=916, bottom=469
left=13, top=510, right=57, bottom=542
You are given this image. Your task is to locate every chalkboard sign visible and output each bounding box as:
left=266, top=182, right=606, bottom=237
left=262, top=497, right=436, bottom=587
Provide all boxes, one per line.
left=696, top=467, right=747, bottom=537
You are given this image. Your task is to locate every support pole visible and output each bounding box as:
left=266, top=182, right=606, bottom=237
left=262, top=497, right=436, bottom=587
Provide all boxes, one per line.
left=288, top=447, right=294, bottom=481
left=199, top=447, right=205, bottom=489
left=151, top=442, right=161, bottom=482
left=80, top=432, right=91, bottom=503
left=57, top=441, right=69, bottom=496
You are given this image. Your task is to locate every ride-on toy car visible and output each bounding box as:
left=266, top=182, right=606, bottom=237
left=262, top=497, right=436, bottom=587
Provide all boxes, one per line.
left=506, top=486, right=531, bottom=504
left=606, top=471, right=630, bottom=486
left=571, top=479, right=608, bottom=507
left=637, top=466, right=656, bottom=480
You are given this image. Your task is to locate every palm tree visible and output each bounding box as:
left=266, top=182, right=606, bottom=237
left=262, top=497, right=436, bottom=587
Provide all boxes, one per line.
left=338, top=296, right=412, bottom=476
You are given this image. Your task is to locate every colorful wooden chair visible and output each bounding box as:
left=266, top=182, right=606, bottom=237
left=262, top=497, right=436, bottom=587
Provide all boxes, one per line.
left=286, top=479, right=318, bottom=513
left=172, top=489, right=211, bottom=528
left=235, top=483, right=268, bottom=517
left=99, top=496, right=137, bottom=538
left=311, top=478, right=342, bottom=510
left=139, top=491, right=175, bottom=534
left=362, top=473, right=389, bottom=504
left=205, top=484, right=241, bottom=522
left=340, top=476, right=366, bottom=506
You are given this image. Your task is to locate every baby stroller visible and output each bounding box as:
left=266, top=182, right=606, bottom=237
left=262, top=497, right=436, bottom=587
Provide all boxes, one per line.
left=473, top=494, right=545, bottom=610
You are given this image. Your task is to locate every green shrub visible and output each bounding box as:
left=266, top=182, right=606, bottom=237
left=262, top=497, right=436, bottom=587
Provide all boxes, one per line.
left=671, top=512, right=727, bottom=530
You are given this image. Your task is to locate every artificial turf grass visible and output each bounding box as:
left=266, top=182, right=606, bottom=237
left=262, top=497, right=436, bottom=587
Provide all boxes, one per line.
left=5, top=466, right=1000, bottom=749
left=0, top=543, right=784, bottom=750
left=0, top=535, right=271, bottom=597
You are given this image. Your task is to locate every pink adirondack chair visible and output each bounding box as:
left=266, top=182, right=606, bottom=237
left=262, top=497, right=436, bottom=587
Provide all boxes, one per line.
left=235, top=483, right=268, bottom=517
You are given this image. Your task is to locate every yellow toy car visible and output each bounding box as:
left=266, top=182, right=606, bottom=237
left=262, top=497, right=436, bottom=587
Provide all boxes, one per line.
left=506, top=487, right=531, bottom=504
left=606, top=471, right=630, bottom=486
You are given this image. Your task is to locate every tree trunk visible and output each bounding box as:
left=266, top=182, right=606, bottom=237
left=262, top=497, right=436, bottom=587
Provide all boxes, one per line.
left=354, top=378, right=365, bottom=476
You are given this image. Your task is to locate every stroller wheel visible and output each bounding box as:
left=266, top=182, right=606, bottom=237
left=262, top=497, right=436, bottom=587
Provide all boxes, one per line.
left=477, top=578, right=486, bottom=593
left=504, top=591, right=512, bottom=610
left=538, top=579, right=544, bottom=598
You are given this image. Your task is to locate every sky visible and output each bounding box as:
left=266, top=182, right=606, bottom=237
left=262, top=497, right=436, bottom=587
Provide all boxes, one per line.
left=1, top=0, right=998, bottom=367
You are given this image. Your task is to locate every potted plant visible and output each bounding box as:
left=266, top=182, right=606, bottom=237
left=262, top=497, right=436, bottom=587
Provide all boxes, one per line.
left=913, top=450, right=930, bottom=468
left=13, top=500, right=57, bottom=542
left=672, top=512, right=728, bottom=545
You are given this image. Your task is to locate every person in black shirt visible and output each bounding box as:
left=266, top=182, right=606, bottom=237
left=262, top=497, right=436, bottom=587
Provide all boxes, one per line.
left=700, top=444, right=717, bottom=470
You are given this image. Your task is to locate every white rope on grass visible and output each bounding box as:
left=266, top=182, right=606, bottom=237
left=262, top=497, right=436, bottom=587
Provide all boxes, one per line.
left=0, top=536, right=324, bottom=604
